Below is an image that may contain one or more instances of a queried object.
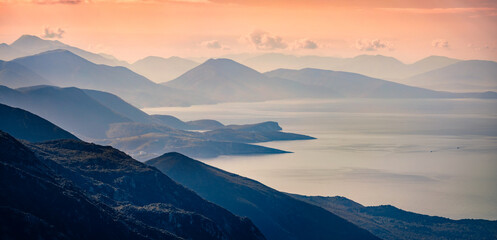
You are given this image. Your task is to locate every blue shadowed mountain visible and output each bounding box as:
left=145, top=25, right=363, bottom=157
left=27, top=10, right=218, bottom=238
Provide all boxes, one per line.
left=146, top=152, right=381, bottom=240
left=0, top=103, right=79, bottom=142
left=0, top=60, right=52, bottom=88
left=0, top=85, right=310, bottom=159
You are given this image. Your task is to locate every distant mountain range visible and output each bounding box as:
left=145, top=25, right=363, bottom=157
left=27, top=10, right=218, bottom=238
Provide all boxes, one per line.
left=403, top=60, right=497, bottom=92
left=7, top=49, right=209, bottom=107
left=164, top=58, right=332, bottom=102
left=0, top=85, right=312, bottom=159
left=0, top=35, right=127, bottom=66
left=242, top=53, right=461, bottom=79
left=1, top=35, right=496, bottom=107
left=131, top=56, right=199, bottom=83
left=147, top=152, right=380, bottom=240
left=166, top=58, right=495, bottom=102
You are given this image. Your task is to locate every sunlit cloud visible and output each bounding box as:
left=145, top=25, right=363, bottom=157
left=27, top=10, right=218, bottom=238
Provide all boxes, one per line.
left=42, top=27, right=65, bottom=39
left=248, top=30, right=287, bottom=50
left=201, top=40, right=222, bottom=49
left=432, top=39, right=449, bottom=49
left=292, top=39, right=318, bottom=50
left=355, top=39, right=393, bottom=51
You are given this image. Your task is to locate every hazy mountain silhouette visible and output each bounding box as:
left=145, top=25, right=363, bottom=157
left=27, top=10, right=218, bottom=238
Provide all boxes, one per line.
left=265, top=68, right=449, bottom=98
left=131, top=56, right=199, bottom=83
left=0, top=130, right=265, bottom=239
left=147, top=152, right=380, bottom=240
left=2, top=34, right=127, bottom=66
left=10, top=49, right=211, bottom=107
left=405, top=60, right=497, bottom=92
left=292, top=195, right=497, bottom=240
left=165, top=58, right=332, bottom=103
left=243, top=53, right=461, bottom=79
left=0, top=103, right=78, bottom=142
left=83, top=89, right=158, bottom=124
left=0, top=85, right=131, bottom=139
left=265, top=68, right=497, bottom=98
left=0, top=85, right=309, bottom=159
left=0, top=60, right=52, bottom=88
left=0, top=43, right=23, bottom=61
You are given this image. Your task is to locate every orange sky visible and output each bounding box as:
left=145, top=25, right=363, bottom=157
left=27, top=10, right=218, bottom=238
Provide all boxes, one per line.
left=1, top=0, right=496, bottom=63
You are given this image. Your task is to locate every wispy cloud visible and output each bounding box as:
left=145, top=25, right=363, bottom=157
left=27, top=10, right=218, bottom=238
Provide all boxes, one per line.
left=355, top=39, right=393, bottom=51
left=248, top=30, right=287, bottom=50
left=42, top=27, right=65, bottom=38
left=432, top=39, right=449, bottom=49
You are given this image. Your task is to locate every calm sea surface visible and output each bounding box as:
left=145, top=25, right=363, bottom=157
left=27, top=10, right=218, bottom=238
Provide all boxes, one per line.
left=143, top=98, right=497, bottom=220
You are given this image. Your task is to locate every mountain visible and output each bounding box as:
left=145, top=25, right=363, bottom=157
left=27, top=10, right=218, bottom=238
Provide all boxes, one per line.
left=147, top=152, right=380, bottom=240
left=404, top=60, right=497, bottom=92
left=0, top=131, right=177, bottom=240
left=0, top=130, right=265, bottom=239
left=0, top=43, right=23, bottom=61
left=292, top=195, right=497, bottom=240
left=405, top=55, right=460, bottom=77
left=0, top=103, right=78, bottom=142
left=265, top=68, right=453, bottom=98
left=10, top=49, right=210, bottom=107
left=164, top=58, right=332, bottom=103
left=0, top=60, right=52, bottom=88
left=242, top=53, right=461, bottom=80
left=0, top=85, right=309, bottom=159
left=3, top=34, right=128, bottom=66
left=0, top=85, right=131, bottom=139
left=131, top=56, right=199, bottom=83
left=27, top=138, right=265, bottom=240
left=83, top=89, right=158, bottom=124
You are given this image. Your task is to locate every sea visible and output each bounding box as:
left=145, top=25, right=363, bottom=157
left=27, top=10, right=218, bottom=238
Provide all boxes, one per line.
left=143, top=98, right=497, bottom=220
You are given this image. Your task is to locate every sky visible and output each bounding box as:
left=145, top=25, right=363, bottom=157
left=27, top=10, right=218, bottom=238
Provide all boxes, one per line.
left=1, top=0, right=497, bottom=63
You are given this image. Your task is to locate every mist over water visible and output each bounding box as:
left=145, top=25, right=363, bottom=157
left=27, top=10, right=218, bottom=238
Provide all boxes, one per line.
left=144, top=98, right=497, bottom=220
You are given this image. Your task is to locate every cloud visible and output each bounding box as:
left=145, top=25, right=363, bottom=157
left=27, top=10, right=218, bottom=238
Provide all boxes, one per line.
left=42, top=27, right=65, bottom=39
left=355, top=39, right=392, bottom=51
left=200, top=40, right=222, bottom=49
left=293, top=39, right=318, bottom=50
left=432, top=39, right=449, bottom=49
left=248, top=30, right=287, bottom=50
left=33, top=0, right=82, bottom=4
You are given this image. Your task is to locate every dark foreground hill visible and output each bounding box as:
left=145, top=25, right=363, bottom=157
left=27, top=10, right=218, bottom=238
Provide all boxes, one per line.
left=147, top=152, right=380, bottom=240
left=0, top=130, right=265, bottom=240
left=292, top=195, right=497, bottom=240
